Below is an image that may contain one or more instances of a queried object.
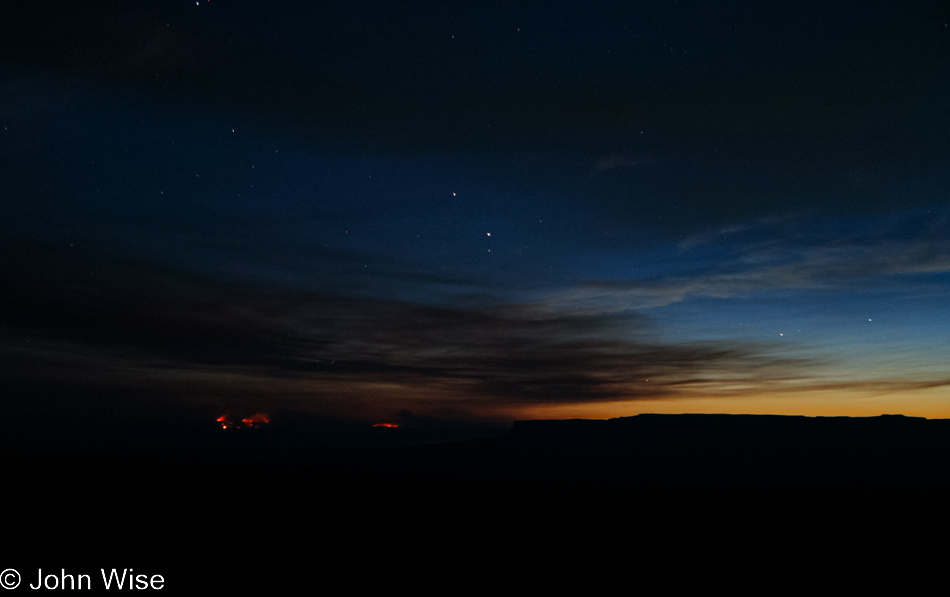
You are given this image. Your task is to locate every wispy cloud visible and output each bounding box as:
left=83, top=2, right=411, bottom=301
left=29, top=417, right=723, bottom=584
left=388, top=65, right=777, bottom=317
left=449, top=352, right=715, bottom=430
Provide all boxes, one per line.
left=0, top=242, right=816, bottom=417
left=545, top=230, right=950, bottom=313
left=5, top=212, right=947, bottom=421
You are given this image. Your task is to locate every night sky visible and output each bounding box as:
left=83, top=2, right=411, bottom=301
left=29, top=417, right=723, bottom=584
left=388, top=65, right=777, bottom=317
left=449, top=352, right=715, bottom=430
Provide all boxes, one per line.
left=3, top=0, right=950, bottom=434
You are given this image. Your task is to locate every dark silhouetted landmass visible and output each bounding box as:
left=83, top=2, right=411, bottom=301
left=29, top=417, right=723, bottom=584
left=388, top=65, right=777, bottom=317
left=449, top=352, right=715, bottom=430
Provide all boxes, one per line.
left=6, top=413, right=950, bottom=587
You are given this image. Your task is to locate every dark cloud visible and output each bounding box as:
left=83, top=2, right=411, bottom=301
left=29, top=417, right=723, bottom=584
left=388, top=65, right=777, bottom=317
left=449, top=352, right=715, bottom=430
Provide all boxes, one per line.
left=306, top=301, right=801, bottom=405
left=1, top=241, right=816, bottom=416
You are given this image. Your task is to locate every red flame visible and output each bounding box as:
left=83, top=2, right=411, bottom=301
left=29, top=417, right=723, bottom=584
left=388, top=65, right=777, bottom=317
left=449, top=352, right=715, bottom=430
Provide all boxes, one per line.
left=217, top=413, right=270, bottom=430
left=242, top=413, right=270, bottom=428
left=373, top=423, right=399, bottom=428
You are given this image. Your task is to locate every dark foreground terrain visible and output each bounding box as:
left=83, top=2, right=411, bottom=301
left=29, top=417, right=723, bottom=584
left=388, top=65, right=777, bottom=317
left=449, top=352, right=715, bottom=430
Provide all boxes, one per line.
left=6, top=413, right=950, bottom=589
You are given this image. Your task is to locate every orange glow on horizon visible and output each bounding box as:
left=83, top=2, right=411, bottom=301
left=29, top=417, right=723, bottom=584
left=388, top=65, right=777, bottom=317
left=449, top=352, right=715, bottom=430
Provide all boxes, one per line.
left=373, top=423, right=399, bottom=428
left=502, top=386, right=950, bottom=422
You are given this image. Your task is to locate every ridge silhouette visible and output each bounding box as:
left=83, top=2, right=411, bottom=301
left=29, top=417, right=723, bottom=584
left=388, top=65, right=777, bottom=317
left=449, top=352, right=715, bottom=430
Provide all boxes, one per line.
left=6, top=413, right=949, bottom=587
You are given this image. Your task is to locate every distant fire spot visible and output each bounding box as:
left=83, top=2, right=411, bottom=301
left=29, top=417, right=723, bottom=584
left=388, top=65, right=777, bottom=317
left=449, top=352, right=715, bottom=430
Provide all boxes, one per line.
left=217, top=413, right=270, bottom=430
left=373, top=423, right=399, bottom=428
left=242, top=413, right=270, bottom=428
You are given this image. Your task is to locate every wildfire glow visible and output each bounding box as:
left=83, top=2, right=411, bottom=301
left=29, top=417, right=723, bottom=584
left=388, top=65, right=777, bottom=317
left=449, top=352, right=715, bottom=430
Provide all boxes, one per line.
left=242, top=413, right=270, bottom=428
left=217, top=413, right=270, bottom=430
left=373, top=423, right=399, bottom=428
